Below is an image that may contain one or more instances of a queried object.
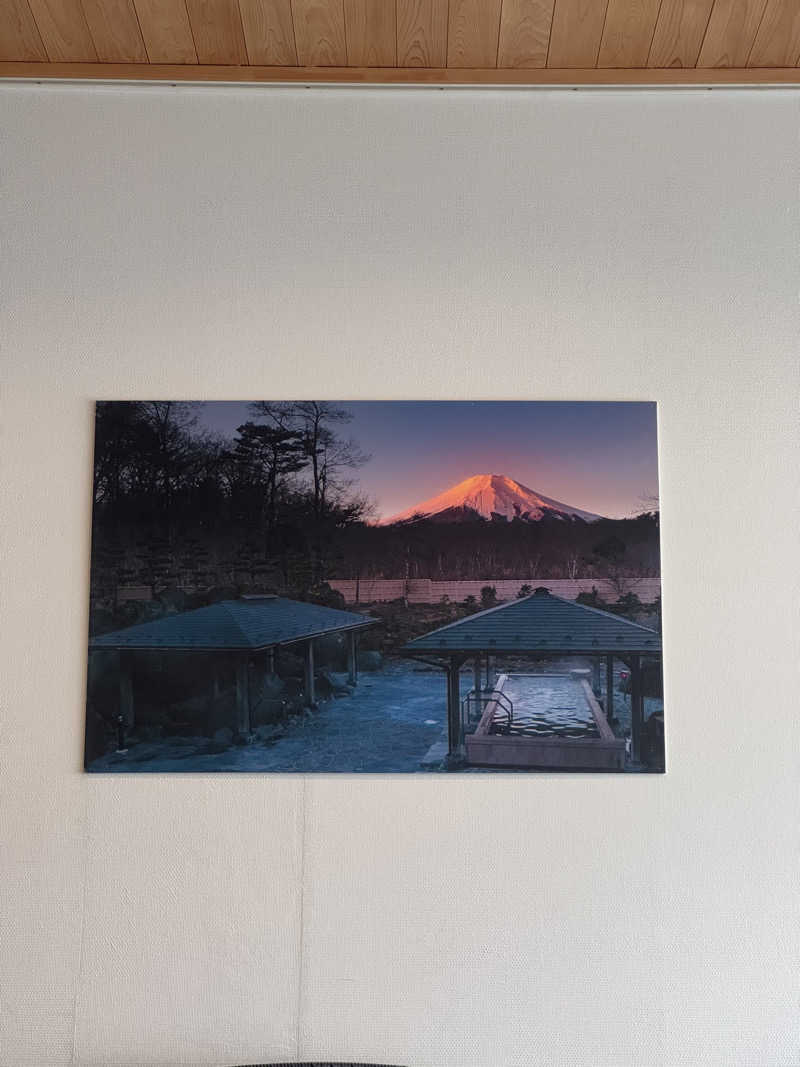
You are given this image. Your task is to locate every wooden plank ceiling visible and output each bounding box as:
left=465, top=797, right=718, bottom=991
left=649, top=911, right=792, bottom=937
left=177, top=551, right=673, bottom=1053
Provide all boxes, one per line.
left=1, top=0, right=799, bottom=82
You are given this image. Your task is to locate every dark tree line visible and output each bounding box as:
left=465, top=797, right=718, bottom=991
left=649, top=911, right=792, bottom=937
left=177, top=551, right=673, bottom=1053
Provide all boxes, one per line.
left=333, top=511, right=660, bottom=584
left=90, top=401, right=371, bottom=607
left=93, top=401, right=369, bottom=523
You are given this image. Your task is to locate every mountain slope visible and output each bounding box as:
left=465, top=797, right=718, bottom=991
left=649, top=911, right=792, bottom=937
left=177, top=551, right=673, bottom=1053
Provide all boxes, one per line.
left=380, top=474, right=602, bottom=525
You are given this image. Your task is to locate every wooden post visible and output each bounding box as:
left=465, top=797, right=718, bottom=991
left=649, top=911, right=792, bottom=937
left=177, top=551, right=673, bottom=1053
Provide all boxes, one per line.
left=304, top=639, right=316, bottom=707
left=235, top=656, right=251, bottom=736
left=592, top=657, right=602, bottom=696
left=347, top=630, right=357, bottom=686
left=119, top=652, right=134, bottom=727
left=446, top=656, right=464, bottom=759
left=605, top=654, right=615, bottom=722
left=472, top=655, right=482, bottom=719
left=630, top=654, right=644, bottom=762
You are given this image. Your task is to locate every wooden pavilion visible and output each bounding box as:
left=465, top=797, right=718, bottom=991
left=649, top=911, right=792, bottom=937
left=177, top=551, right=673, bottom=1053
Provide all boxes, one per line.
left=89, top=594, right=378, bottom=737
left=402, top=587, right=662, bottom=764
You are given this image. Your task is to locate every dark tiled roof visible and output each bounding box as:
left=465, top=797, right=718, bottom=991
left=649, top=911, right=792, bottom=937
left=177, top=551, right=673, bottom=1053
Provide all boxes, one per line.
left=402, top=589, right=661, bottom=655
left=89, top=597, right=377, bottom=651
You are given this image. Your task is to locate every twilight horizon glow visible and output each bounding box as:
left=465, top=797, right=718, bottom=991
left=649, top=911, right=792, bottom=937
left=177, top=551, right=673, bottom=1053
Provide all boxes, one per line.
left=196, top=400, right=659, bottom=521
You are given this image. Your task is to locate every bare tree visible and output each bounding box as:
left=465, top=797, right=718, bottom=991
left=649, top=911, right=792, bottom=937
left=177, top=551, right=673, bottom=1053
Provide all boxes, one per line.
left=317, top=432, right=370, bottom=514
left=526, top=553, right=542, bottom=580
left=138, top=401, right=199, bottom=508
left=291, top=402, right=354, bottom=516
left=564, top=550, right=580, bottom=579
left=251, top=401, right=369, bottom=517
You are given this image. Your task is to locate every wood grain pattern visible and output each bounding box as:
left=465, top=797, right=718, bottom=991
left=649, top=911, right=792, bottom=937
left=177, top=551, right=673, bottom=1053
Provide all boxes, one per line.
left=447, top=0, right=502, bottom=66
left=0, top=0, right=46, bottom=59
left=648, top=0, right=716, bottom=67
left=133, top=0, right=197, bottom=61
left=396, top=0, right=447, bottom=65
left=696, top=0, right=767, bottom=65
left=26, top=0, right=97, bottom=58
left=239, top=0, right=297, bottom=62
left=547, top=0, right=609, bottom=68
left=747, top=0, right=800, bottom=65
left=497, top=0, right=555, bottom=68
left=344, top=0, right=395, bottom=65
left=2, top=59, right=798, bottom=79
left=697, top=0, right=767, bottom=65
left=185, top=0, right=247, bottom=61
left=598, top=0, right=660, bottom=67
left=5, top=0, right=800, bottom=80
left=81, top=0, right=147, bottom=60
left=291, top=0, right=347, bottom=64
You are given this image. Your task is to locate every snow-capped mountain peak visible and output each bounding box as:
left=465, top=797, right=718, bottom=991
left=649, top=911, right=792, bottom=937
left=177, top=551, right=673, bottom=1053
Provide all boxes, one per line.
left=380, top=473, right=601, bottom=525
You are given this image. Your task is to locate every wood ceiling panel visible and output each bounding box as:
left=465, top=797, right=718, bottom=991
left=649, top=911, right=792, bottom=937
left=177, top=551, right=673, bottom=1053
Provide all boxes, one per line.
left=344, top=0, right=395, bottom=65
left=0, top=0, right=46, bottom=59
left=447, top=0, right=502, bottom=67
left=184, top=0, right=247, bottom=61
left=291, top=0, right=347, bottom=63
left=81, top=0, right=148, bottom=60
left=696, top=0, right=767, bottom=65
left=547, top=0, right=609, bottom=67
left=396, top=0, right=447, bottom=66
left=4, top=0, right=800, bottom=82
left=239, top=0, right=297, bottom=62
left=27, top=0, right=96, bottom=58
left=497, top=0, right=555, bottom=68
left=648, top=0, right=715, bottom=67
left=597, top=0, right=660, bottom=67
left=747, top=0, right=800, bottom=65
left=133, top=0, right=197, bottom=61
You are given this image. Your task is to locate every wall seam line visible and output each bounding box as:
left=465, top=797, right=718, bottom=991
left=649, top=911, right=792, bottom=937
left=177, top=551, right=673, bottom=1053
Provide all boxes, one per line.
left=69, top=785, right=90, bottom=1067
left=295, top=774, right=308, bottom=1063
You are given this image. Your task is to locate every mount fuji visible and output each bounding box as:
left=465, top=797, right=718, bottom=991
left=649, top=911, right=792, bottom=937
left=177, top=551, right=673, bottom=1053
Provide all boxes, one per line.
left=380, top=473, right=602, bottom=525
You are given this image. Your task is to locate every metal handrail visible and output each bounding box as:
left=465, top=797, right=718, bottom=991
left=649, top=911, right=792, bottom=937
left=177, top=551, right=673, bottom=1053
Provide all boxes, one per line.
left=461, top=687, right=514, bottom=731
left=493, top=690, right=514, bottom=717
left=489, top=690, right=513, bottom=734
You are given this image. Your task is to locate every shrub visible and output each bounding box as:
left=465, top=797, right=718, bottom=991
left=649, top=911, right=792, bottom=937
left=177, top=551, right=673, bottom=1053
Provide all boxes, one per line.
left=480, top=585, right=498, bottom=608
left=576, top=587, right=605, bottom=609
left=609, top=592, right=643, bottom=618
left=305, top=582, right=346, bottom=609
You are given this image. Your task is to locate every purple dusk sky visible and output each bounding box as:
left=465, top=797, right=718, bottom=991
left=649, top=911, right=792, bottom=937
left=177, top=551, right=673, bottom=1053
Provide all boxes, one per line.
left=195, top=401, right=659, bottom=521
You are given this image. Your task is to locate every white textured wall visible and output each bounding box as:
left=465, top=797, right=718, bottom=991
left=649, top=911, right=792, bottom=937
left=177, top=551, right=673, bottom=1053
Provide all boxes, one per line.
left=1, top=84, right=798, bottom=1067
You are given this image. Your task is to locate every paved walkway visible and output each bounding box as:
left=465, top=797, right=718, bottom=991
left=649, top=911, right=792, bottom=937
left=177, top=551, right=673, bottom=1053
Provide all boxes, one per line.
left=88, top=662, right=462, bottom=773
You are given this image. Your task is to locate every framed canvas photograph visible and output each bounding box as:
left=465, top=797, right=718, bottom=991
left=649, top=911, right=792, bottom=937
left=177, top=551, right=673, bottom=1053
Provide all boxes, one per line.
left=85, top=400, right=663, bottom=773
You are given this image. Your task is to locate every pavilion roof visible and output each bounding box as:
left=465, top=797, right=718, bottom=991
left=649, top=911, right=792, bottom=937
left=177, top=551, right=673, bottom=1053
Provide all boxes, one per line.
left=402, top=588, right=661, bottom=656
left=89, top=595, right=377, bottom=652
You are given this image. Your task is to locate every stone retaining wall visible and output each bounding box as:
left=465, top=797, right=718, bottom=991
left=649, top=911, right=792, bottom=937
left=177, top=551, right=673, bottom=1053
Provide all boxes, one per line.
left=329, top=577, right=661, bottom=604
left=114, top=576, right=661, bottom=605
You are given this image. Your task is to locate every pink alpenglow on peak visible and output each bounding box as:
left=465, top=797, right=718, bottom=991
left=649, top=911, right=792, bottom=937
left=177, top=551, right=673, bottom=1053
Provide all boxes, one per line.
left=380, top=474, right=603, bottom=525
